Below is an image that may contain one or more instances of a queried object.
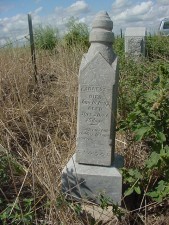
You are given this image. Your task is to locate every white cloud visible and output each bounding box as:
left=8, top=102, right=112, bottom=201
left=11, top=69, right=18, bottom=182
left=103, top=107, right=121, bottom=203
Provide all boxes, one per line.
left=1, top=0, right=169, bottom=46
left=66, top=0, right=89, bottom=15
left=132, top=1, right=153, bottom=15
left=113, top=1, right=153, bottom=22
left=0, top=7, right=43, bottom=45
left=112, top=0, right=132, bottom=9
left=111, top=0, right=169, bottom=34
left=52, top=1, right=90, bottom=34
left=0, top=7, right=42, bottom=39
left=55, top=0, right=90, bottom=18
left=0, top=14, right=27, bottom=34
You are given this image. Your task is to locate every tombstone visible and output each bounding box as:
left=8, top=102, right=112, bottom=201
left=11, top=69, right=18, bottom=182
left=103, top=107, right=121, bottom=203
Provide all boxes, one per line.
left=125, top=27, right=146, bottom=58
left=62, top=11, right=123, bottom=205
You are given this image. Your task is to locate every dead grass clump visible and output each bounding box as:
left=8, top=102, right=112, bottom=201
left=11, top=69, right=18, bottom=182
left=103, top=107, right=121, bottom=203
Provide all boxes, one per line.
left=0, top=44, right=85, bottom=224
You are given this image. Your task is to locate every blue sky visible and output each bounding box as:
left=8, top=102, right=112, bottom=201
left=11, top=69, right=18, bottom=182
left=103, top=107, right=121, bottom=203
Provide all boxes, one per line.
left=0, top=0, right=169, bottom=45
left=0, top=0, right=113, bottom=17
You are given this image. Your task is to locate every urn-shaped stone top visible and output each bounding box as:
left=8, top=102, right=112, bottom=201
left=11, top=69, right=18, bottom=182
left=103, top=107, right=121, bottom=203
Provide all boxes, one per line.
left=89, top=11, right=114, bottom=43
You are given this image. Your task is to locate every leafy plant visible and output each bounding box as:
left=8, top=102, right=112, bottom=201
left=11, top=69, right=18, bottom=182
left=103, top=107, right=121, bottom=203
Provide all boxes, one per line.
left=122, top=168, right=143, bottom=197
left=0, top=198, right=34, bottom=225
left=0, top=147, right=24, bottom=186
left=34, top=25, right=59, bottom=50
left=64, top=17, right=89, bottom=47
left=0, top=155, right=10, bottom=185
left=98, top=194, right=124, bottom=221
left=146, top=35, right=169, bottom=59
left=120, top=62, right=169, bottom=202
left=121, top=63, right=169, bottom=148
left=147, top=180, right=169, bottom=202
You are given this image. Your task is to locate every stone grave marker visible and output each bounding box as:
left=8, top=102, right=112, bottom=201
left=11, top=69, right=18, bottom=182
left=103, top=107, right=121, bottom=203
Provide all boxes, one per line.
left=125, top=27, right=146, bottom=58
left=62, top=11, right=123, bottom=205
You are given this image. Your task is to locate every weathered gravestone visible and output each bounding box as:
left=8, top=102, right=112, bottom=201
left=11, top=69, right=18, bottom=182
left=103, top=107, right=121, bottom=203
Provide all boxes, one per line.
left=125, top=27, right=146, bottom=58
left=62, top=11, right=123, bottom=205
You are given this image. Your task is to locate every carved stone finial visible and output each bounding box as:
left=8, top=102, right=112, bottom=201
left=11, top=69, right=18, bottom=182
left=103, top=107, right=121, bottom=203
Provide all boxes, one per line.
left=83, top=11, right=115, bottom=65
left=89, top=11, right=114, bottom=43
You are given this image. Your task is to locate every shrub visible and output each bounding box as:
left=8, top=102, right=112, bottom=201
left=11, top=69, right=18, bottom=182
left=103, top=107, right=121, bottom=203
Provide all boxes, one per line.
left=119, top=55, right=169, bottom=203
left=34, top=25, right=59, bottom=50
left=146, top=35, right=169, bottom=59
left=63, top=17, right=89, bottom=47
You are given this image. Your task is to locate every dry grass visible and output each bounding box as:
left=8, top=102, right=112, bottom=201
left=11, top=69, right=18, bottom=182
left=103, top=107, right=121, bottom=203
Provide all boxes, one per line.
left=0, top=44, right=168, bottom=224
left=0, top=45, right=83, bottom=224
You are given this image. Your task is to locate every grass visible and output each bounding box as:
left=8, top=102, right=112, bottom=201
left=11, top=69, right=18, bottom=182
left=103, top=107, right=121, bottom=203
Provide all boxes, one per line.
left=0, top=36, right=169, bottom=224
left=0, top=45, right=83, bottom=224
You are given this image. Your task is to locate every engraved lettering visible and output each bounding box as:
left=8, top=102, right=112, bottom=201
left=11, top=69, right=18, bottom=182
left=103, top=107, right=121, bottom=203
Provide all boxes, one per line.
left=89, top=95, right=101, bottom=99
left=88, top=106, right=102, bottom=111
left=81, top=85, right=106, bottom=92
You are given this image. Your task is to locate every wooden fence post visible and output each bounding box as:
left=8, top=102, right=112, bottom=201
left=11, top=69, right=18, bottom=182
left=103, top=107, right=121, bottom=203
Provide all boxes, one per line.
left=28, top=14, right=38, bottom=83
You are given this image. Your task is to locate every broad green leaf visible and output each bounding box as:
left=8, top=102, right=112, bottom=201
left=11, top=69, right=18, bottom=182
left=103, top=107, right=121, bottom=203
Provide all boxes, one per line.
left=127, top=177, right=135, bottom=183
left=124, top=188, right=134, bottom=197
left=146, top=191, right=158, bottom=198
left=134, top=186, right=141, bottom=194
left=134, top=126, right=150, bottom=141
left=134, top=169, right=143, bottom=179
left=157, top=132, right=166, bottom=142
left=146, top=152, right=161, bottom=168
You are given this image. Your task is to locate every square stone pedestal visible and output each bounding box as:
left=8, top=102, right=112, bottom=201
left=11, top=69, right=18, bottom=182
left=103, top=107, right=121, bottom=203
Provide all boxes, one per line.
left=62, top=154, right=123, bottom=205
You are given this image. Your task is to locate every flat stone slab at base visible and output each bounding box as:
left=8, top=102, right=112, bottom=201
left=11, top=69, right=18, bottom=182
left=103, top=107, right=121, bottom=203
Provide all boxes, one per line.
left=81, top=204, right=117, bottom=224
left=62, top=154, right=122, bottom=205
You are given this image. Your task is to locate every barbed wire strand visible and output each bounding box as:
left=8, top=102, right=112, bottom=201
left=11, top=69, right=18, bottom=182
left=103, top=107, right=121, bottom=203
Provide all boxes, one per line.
left=0, top=34, right=29, bottom=49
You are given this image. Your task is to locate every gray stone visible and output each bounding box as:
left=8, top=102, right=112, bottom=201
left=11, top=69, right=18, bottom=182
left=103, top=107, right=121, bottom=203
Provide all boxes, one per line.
left=61, top=11, right=123, bottom=206
left=125, top=27, right=146, bottom=58
left=62, top=154, right=122, bottom=205
left=76, top=11, right=119, bottom=166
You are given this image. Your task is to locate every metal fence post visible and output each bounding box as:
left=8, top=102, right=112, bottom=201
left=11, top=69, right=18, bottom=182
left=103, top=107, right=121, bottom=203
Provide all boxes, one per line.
left=28, top=14, right=38, bottom=83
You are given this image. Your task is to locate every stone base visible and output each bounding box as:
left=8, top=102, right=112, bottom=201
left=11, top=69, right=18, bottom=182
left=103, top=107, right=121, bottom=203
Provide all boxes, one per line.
left=62, top=154, right=123, bottom=205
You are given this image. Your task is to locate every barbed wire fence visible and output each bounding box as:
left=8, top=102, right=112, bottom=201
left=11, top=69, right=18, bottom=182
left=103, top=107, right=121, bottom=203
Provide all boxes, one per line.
left=0, top=35, right=28, bottom=49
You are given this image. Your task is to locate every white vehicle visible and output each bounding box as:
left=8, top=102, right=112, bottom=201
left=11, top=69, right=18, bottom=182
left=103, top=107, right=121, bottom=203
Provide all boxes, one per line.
left=159, top=18, right=169, bottom=36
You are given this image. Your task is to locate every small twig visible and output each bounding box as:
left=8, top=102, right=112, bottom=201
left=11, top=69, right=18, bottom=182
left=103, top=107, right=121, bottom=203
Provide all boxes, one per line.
left=9, top=164, right=31, bottom=217
left=139, top=174, right=153, bottom=212
left=0, top=188, right=9, bottom=202
left=128, top=197, right=169, bottom=213
left=145, top=197, right=147, bottom=225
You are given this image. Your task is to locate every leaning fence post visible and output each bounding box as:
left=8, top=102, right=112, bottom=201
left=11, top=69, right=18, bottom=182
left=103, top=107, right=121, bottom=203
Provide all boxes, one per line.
left=28, top=14, right=38, bottom=83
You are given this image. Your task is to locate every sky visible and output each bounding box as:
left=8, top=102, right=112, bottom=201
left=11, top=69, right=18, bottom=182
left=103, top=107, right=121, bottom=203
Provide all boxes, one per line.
left=0, top=0, right=169, bottom=46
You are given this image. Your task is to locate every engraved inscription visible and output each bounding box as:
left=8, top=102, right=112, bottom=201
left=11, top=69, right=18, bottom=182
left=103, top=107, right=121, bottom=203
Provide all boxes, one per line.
left=81, top=86, right=106, bottom=92
left=78, top=84, right=112, bottom=140
left=79, top=85, right=110, bottom=126
left=79, top=127, right=109, bottom=137
left=76, top=149, right=111, bottom=157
